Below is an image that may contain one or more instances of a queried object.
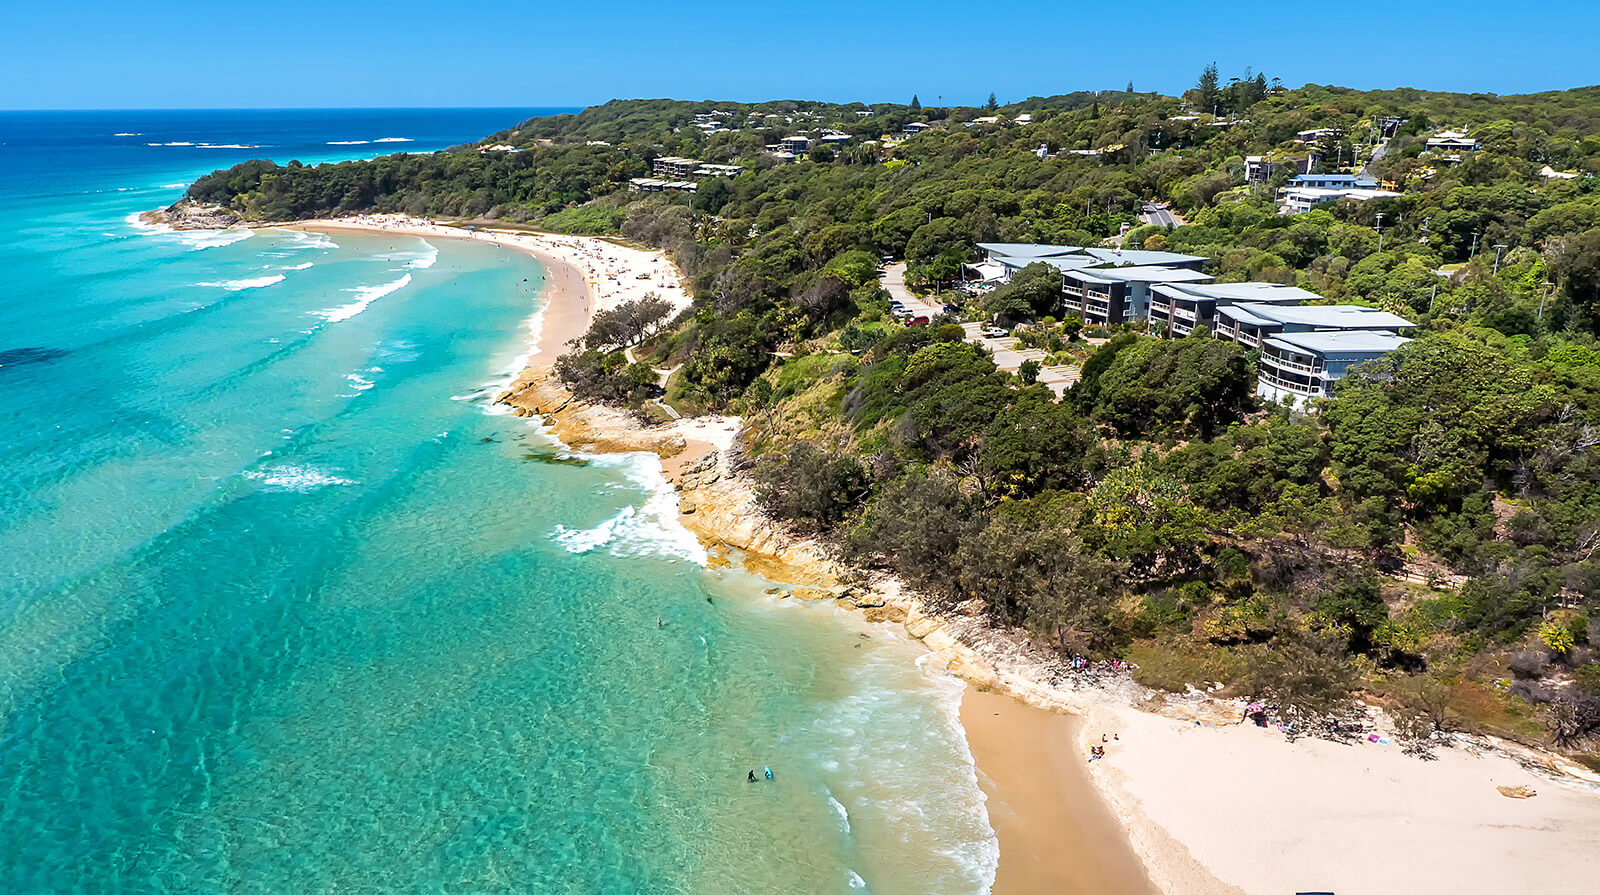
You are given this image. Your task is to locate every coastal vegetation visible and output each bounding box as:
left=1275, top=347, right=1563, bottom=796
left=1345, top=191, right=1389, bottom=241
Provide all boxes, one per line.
left=186, top=78, right=1600, bottom=754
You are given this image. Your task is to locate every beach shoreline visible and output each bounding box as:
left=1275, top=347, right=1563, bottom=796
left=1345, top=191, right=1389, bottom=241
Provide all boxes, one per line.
left=155, top=210, right=1600, bottom=895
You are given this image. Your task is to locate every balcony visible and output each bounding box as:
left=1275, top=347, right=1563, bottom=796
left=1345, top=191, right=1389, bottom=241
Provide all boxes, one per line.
left=1263, top=354, right=1324, bottom=375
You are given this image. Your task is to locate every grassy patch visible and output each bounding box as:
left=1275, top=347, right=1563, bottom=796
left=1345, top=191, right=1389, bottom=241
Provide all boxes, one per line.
left=1128, top=640, right=1242, bottom=693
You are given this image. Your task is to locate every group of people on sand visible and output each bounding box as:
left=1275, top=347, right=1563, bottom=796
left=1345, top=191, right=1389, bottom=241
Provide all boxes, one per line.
left=1088, top=732, right=1119, bottom=763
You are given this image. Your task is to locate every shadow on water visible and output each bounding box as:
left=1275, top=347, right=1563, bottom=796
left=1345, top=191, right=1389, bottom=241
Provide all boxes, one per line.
left=520, top=449, right=591, bottom=467
left=0, top=347, right=69, bottom=369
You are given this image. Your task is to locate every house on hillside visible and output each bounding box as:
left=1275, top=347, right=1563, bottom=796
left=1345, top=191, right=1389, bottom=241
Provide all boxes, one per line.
left=1213, top=303, right=1413, bottom=348
left=651, top=156, right=700, bottom=179
left=1060, top=265, right=1214, bottom=327
left=1296, top=127, right=1343, bottom=144
left=1425, top=130, right=1480, bottom=153
left=1257, top=330, right=1412, bottom=404
left=902, top=122, right=934, bottom=135
left=1148, top=282, right=1317, bottom=338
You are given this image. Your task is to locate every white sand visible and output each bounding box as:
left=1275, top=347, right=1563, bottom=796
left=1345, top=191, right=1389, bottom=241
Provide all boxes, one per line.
left=1081, top=700, right=1600, bottom=895
left=290, top=213, right=693, bottom=317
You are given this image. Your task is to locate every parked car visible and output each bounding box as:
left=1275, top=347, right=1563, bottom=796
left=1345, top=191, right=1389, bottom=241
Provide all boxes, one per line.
left=892, top=306, right=913, bottom=319
left=942, top=303, right=960, bottom=314
left=908, top=315, right=930, bottom=326
left=981, top=325, right=1009, bottom=338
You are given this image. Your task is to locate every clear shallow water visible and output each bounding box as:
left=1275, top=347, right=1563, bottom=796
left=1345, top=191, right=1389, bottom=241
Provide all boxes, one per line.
left=0, top=111, right=997, bottom=892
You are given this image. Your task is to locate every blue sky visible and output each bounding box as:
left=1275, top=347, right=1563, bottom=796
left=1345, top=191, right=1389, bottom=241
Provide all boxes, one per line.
left=7, top=0, right=1597, bottom=109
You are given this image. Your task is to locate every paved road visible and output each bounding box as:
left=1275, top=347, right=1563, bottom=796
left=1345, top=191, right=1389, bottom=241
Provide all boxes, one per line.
left=881, top=262, right=945, bottom=318
left=1360, top=139, right=1390, bottom=180
left=1139, top=202, right=1183, bottom=228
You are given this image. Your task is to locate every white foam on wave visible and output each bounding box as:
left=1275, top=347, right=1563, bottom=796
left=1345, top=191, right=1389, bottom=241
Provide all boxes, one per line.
left=196, top=143, right=261, bottom=149
left=793, top=635, right=1000, bottom=894
left=311, top=273, right=411, bottom=323
left=374, top=137, right=412, bottom=143
left=846, top=870, right=867, bottom=890
left=114, top=132, right=141, bottom=136
left=159, top=182, right=187, bottom=189
left=373, top=240, right=438, bottom=271
left=327, top=140, right=371, bottom=145
left=828, top=794, right=852, bottom=834
left=282, top=262, right=315, bottom=271
left=548, top=452, right=708, bottom=564
left=197, top=274, right=285, bottom=291
left=243, top=465, right=356, bottom=492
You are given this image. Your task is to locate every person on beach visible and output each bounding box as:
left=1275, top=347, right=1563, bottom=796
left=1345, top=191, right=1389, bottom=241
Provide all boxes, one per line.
left=748, top=771, right=756, bottom=783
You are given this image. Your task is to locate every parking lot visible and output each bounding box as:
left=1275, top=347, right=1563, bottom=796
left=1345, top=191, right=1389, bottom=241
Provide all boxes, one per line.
left=960, top=323, right=1081, bottom=397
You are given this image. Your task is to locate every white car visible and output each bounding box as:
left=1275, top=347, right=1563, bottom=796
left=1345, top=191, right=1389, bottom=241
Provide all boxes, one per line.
left=981, top=325, right=1009, bottom=339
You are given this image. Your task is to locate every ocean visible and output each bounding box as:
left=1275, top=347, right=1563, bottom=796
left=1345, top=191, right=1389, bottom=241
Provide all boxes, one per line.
left=0, top=110, right=998, bottom=892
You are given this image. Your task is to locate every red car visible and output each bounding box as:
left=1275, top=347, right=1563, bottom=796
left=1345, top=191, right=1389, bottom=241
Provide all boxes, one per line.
left=908, top=315, right=930, bottom=326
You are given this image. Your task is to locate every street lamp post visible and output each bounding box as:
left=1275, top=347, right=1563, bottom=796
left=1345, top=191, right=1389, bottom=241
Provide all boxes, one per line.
left=1469, top=230, right=1480, bottom=259
left=1493, top=244, right=1509, bottom=274
left=1375, top=213, right=1385, bottom=253
left=1540, top=281, right=1555, bottom=320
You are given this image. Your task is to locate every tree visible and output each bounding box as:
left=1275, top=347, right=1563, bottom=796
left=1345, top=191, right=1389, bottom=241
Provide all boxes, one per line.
left=910, top=94, right=921, bottom=112
left=980, top=261, right=1063, bottom=319
left=1018, top=359, right=1040, bottom=384
left=582, top=294, right=675, bottom=349
left=753, top=442, right=868, bottom=534
left=986, top=92, right=998, bottom=111
left=1196, top=62, right=1220, bottom=115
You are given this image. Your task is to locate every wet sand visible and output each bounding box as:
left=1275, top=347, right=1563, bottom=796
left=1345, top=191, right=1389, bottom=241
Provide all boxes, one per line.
left=963, top=690, right=1158, bottom=894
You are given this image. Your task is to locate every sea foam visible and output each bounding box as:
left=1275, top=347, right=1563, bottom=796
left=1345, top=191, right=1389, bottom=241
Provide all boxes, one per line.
left=549, top=453, right=707, bottom=564
left=197, top=274, right=285, bottom=291
left=243, top=465, right=357, bottom=492
left=311, top=274, right=411, bottom=323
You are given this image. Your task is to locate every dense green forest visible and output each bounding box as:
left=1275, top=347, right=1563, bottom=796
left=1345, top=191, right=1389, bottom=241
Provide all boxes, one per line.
left=187, top=77, right=1600, bottom=755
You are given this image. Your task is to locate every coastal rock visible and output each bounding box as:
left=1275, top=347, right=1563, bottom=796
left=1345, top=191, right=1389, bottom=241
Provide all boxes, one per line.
left=146, top=200, right=244, bottom=230
left=862, top=605, right=907, bottom=624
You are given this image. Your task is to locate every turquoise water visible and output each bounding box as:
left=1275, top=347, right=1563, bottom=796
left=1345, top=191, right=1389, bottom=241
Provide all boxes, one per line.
left=0, top=112, right=997, bottom=892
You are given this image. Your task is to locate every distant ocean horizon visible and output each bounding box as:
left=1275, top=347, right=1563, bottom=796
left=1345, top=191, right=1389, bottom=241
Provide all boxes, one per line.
left=0, top=109, right=999, bottom=892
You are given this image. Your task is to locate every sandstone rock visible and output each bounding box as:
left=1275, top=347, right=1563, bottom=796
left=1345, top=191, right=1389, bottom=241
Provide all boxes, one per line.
left=862, top=605, right=907, bottom=624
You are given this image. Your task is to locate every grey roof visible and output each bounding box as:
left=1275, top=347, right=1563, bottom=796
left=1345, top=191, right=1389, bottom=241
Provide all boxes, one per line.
left=1218, top=305, right=1278, bottom=327
left=1040, top=257, right=1106, bottom=272
left=1064, top=265, right=1213, bottom=285
left=1154, top=282, right=1320, bottom=304
left=978, top=242, right=1087, bottom=259
left=1084, top=248, right=1208, bottom=266
left=1266, top=331, right=1411, bottom=356
left=1231, top=303, right=1415, bottom=329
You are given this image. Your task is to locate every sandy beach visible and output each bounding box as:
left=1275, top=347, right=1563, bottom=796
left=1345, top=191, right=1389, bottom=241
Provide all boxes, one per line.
left=265, top=213, right=1600, bottom=895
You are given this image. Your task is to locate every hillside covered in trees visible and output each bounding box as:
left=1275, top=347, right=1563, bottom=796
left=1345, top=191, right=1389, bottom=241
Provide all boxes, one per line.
left=187, top=78, right=1600, bottom=757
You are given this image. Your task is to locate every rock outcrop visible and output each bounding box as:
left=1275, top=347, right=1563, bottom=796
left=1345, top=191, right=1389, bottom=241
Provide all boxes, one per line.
left=143, top=200, right=244, bottom=230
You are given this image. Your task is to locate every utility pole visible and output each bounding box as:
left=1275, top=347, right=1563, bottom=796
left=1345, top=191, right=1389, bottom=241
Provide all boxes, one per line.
left=1469, top=230, right=1480, bottom=259
left=1375, top=213, right=1386, bottom=253
left=1540, top=281, right=1555, bottom=320
left=1493, top=244, right=1509, bottom=274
